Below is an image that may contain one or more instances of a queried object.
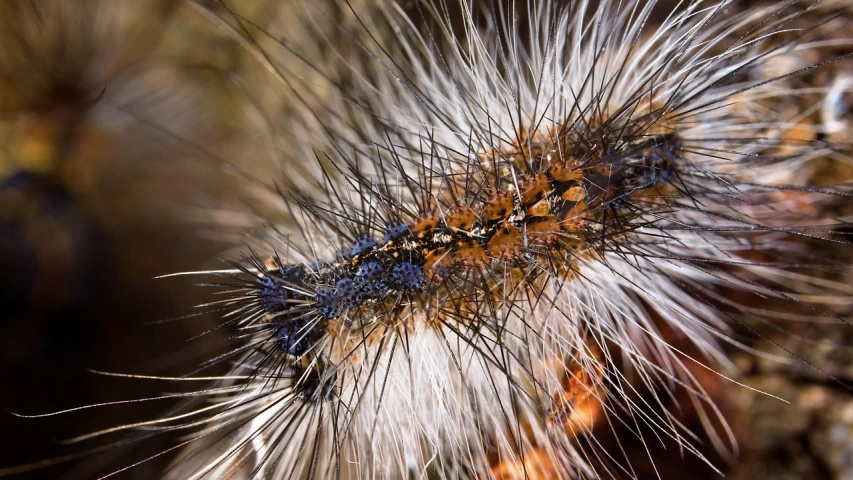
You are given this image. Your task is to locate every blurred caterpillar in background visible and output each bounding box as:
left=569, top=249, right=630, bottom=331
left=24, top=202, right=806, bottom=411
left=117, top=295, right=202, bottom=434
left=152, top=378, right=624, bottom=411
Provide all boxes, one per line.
left=3, top=0, right=853, bottom=478
left=0, top=1, right=268, bottom=477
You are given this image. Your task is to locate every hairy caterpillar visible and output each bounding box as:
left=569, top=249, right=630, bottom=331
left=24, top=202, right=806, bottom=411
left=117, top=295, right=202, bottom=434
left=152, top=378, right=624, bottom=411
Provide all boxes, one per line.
left=3, top=0, right=853, bottom=478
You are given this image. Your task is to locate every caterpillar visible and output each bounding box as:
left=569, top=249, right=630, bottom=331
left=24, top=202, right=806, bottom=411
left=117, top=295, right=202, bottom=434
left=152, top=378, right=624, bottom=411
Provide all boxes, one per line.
left=3, top=0, right=853, bottom=478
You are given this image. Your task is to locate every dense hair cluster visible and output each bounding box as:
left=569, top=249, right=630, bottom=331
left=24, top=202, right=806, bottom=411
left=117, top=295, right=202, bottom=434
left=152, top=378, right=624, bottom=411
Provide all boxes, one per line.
left=3, top=0, right=852, bottom=478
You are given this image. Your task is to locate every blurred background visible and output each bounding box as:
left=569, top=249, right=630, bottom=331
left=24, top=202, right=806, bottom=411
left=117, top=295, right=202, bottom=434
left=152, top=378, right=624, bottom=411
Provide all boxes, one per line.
left=0, top=1, right=273, bottom=477
left=0, top=0, right=851, bottom=478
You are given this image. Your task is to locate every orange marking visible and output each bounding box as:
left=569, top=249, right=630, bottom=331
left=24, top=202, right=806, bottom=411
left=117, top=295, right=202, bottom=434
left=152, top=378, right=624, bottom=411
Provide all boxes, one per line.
left=527, top=197, right=551, bottom=217
left=561, top=185, right=585, bottom=202
left=517, top=172, right=549, bottom=205
left=487, top=223, right=524, bottom=261
left=453, top=239, right=489, bottom=269
left=411, top=211, right=439, bottom=237
left=482, top=190, right=514, bottom=221
left=445, top=205, right=477, bottom=231
left=561, top=199, right=589, bottom=233
left=548, top=160, right=582, bottom=182
left=526, top=216, right=561, bottom=245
